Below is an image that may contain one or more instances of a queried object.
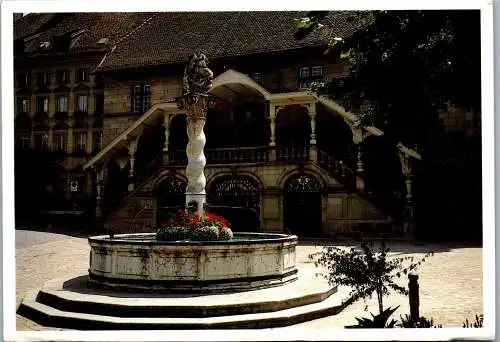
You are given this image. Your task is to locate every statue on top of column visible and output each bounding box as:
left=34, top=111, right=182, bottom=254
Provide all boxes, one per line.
left=182, top=52, right=214, bottom=96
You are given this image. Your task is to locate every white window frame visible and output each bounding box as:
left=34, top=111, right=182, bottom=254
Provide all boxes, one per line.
left=21, top=98, right=29, bottom=113
left=77, top=68, right=89, bottom=82
left=57, top=96, right=68, bottom=112
left=55, top=133, right=66, bottom=151
left=18, top=136, right=30, bottom=149
left=75, top=132, right=87, bottom=151
left=311, top=66, right=323, bottom=77
left=77, top=95, right=88, bottom=112
left=93, top=131, right=103, bottom=151
left=37, top=96, right=48, bottom=113
left=299, top=67, right=310, bottom=78
left=143, top=85, right=151, bottom=113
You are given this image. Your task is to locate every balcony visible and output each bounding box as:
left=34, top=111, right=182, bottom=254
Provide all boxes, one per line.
left=164, top=145, right=310, bottom=166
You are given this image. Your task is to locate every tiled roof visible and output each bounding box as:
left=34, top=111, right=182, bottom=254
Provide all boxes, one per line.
left=15, top=12, right=365, bottom=70
left=14, top=13, right=156, bottom=57
left=96, top=11, right=364, bottom=71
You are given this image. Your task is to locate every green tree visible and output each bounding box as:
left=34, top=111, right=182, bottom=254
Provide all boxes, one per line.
left=296, top=10, right=481, bottom=147
left=296, top=11, right=482, bottom=240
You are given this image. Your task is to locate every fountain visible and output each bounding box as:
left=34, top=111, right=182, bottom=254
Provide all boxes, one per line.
left=17, top=53, right=348, bottom=330
left=87, top=52, right=298, bottom=292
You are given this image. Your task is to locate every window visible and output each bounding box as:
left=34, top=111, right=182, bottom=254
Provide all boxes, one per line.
left=75, top=132, right=87, bottom=151
left=77, top=95, right=88, bottom=112
left=77, top=68, right=89, bottom=82
left=17, top=72, right=31, bottom=87
left=34, top=133, right=48, bottom=150
left=132, top=85, right=151, bottom=113
left=36, top=96, right=48, bottom=113
left=18, top=98, right=30, bottom=113
left=17, top=136, right=30, bottom=149
left=298, top=66, right=324, bottom=89
left=252, top=72, right=263, bottom=85
left=54, top=133, right=65, bottom=151
left=56, top=96, right=68, bottom=113
left=37, top=72, right=50, bottom=86
left=299, top=67, right=310, bottom=78
left=56, top=70, right=69, bottom=84
left=93, top=131, right=103, bottom=151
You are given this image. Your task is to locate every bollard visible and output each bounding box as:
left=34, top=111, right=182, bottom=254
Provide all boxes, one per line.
left=408, top=271, right=420, bottom=323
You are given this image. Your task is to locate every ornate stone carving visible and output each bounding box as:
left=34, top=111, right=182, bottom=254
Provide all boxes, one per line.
left=177, top=53, right=214, bottom=214
left=182, top=52, right=213, bottom=96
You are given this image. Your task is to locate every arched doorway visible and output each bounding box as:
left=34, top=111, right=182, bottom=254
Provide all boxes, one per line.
left=156, top=176, right=187, bottom=225
left=207, top=175, right=261, bottom=232
left=284, top=174, right=323, bottom=237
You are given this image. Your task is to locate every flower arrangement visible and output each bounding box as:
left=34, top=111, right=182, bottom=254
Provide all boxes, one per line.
left=156, top=210, right=233, bottom=241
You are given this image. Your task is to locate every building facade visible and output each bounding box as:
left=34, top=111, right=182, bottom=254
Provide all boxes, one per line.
left=15, top=12, right=442, bottom=237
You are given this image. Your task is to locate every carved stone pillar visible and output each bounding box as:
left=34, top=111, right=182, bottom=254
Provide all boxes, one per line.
left=398, top=147, right=413, bottom=238
left=178, top=94, right=210, bottom=215
left=95, top=166, right=104, bottom=218
left=348, top=119, right=365, bottom=192
left=176, top=52, right=213, bottom=215
left=308, top=102, right=317, bottom=146
left=163, top=113, right=171, bottom=152
left=128, top=138, right=137, bottom=192
left=269, top=104, right=277, bottom=147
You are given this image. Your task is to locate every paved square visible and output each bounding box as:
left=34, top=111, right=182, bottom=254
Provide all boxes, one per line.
left=15, top=233, right=482, bottom=330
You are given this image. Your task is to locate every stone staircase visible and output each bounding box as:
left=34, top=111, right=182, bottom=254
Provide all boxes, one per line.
left=17, top=269, right=354, bottom=330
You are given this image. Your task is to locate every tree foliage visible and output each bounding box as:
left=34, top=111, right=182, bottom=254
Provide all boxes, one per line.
left=311, top=241, right=433, bottom=314
left=296, top=10, right=481, bottom=147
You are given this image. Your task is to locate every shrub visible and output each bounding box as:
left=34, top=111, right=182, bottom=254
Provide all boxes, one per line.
left=397, top=314, right=443, bottom=328
left=192, top=225, right=219, bottom=241
left=156, top=227, right=190, bottom=241
left=219, top=226, right=234, bottom=241
left=312, top=241, right=434, bottom=315
left=463, top=314, right=483, bottom=328
left=346, top=306, right=399, bottom=328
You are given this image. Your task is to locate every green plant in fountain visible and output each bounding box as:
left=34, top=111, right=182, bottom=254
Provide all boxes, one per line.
left=156, top=210, right=233, bottom=241
left=310, top=241, right=434, bottom=328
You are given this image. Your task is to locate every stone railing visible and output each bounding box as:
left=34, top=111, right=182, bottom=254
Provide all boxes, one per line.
left=276, top=145, right=310, bottom=163
left=165, top=146, right=270, bottom=165
left=316, top=149, right=404, bottom=222
left=206, top=146, right=269, bottom=164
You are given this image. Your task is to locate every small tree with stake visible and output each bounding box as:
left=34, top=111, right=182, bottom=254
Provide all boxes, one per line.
left=311, top=241, right=433, bottom=327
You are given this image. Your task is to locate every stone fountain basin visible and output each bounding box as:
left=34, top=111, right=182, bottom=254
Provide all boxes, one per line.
left=88, top=232, right=298, bottom=292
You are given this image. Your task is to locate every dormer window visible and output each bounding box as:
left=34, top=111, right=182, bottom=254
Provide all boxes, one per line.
left=97, top=37, right=109, bottom=45
left=76, top=68, right=89, bottom=82
left=56, top=70, right=69, bottom=84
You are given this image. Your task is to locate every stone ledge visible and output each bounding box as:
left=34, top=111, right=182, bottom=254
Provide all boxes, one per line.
left=17, top=274, right=352, bottom=330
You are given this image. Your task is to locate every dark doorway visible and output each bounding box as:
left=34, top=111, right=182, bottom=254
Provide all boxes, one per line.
left=156, top=176, right=186, bottom=225
left=284, top=174, right=322, bottom=237
left=207, top=175, right=261, bottom=232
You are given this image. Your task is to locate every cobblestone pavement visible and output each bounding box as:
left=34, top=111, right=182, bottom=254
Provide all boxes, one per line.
left=15, top=234, right=483, bottom=331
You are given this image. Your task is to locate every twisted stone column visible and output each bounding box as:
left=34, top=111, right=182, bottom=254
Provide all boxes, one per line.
left=178, top=94, right=209, bottom=215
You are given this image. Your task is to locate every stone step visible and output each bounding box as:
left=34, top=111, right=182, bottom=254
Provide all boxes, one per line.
left=17, top=285, right=352, bottom=330
left=23, top=269, right=335, bottom=317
